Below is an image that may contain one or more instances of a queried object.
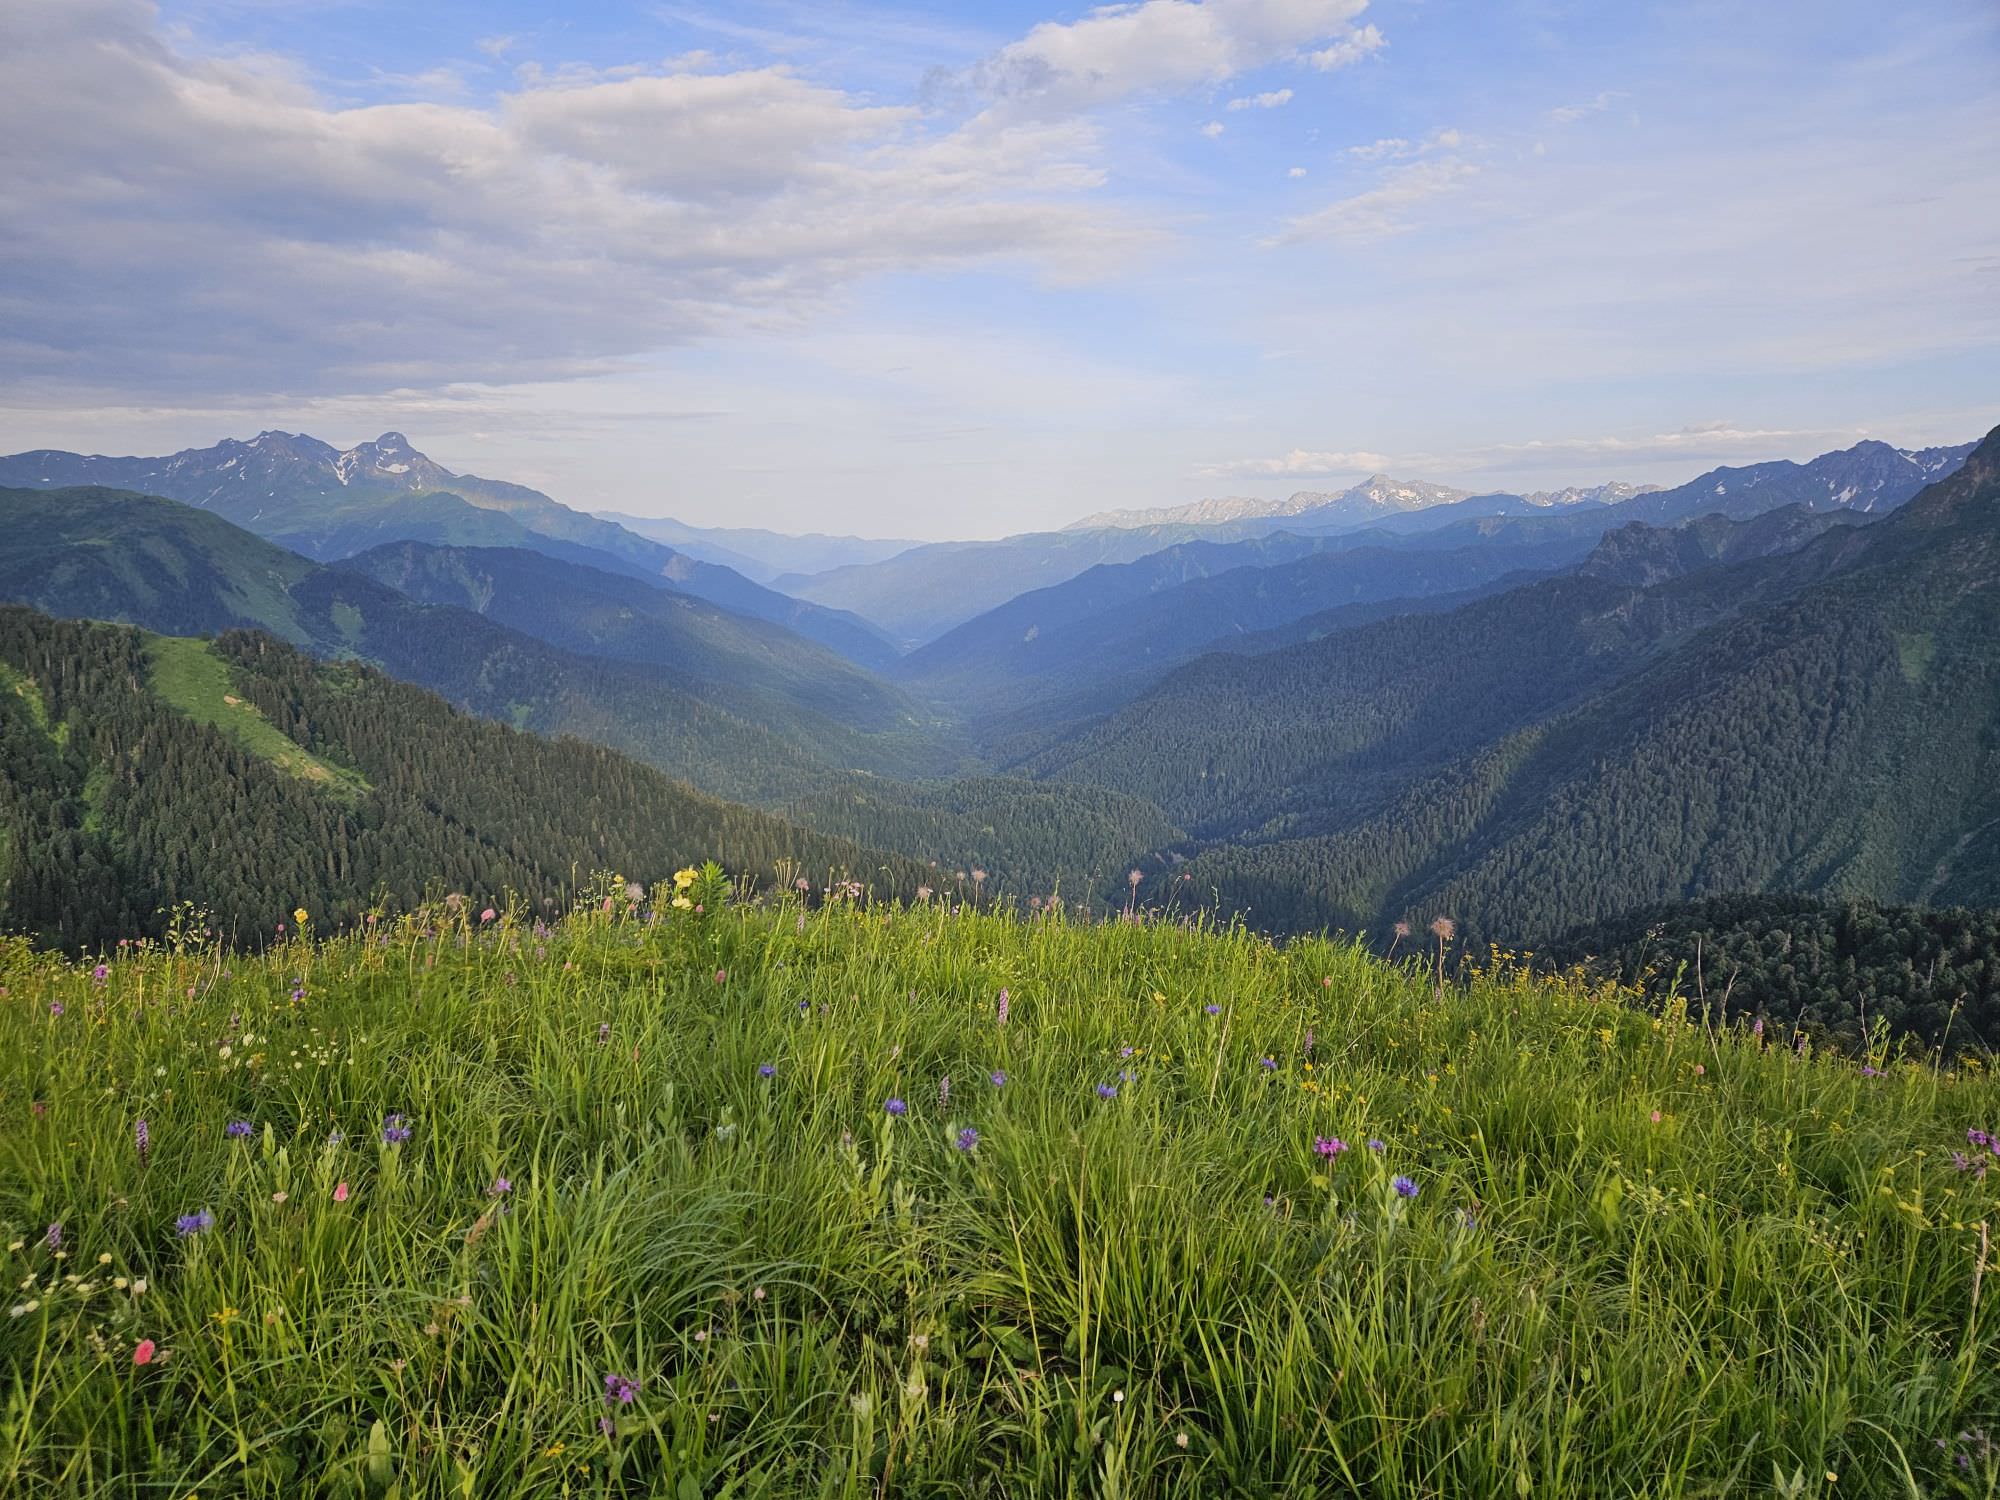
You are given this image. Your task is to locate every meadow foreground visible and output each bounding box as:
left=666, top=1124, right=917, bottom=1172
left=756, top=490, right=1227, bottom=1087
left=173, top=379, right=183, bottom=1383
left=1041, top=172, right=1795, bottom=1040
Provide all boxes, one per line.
left=1, top=883, right=1996, bottom=1497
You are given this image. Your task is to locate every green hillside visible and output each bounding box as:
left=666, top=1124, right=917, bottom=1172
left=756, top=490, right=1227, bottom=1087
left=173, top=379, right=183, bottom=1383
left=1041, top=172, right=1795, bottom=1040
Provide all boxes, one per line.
left=0, top=888, right=1993, bottom=1494
left=0, top=609, right=930, bottom=951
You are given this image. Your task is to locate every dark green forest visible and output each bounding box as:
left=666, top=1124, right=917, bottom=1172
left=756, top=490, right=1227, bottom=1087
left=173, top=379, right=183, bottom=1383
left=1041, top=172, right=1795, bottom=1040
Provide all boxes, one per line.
left=0, top=609, right=930, bottom=951
left=1543, top=894, right=2000, bottom=1052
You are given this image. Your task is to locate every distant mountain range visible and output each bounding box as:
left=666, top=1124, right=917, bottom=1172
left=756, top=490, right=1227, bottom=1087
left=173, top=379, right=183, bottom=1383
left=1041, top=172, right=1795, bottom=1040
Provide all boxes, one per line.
left=0, top=432, right=897, bottom=668
left=594, top=510, right=920, bottom=584
left=778, top=441, right=1968, bottom=645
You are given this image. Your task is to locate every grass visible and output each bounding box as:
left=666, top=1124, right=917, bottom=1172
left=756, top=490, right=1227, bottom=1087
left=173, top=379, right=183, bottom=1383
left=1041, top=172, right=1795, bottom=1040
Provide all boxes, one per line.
left=144, top=636, right=370, bottom=800
left=0, top=879, right=1996, bottom=1497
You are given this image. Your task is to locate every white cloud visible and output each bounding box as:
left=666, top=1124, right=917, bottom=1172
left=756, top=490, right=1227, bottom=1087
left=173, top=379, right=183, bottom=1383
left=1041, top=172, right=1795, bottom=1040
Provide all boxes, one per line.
left=1489, top=422, right=1835, bottom=458
left=1288, top=165, right=1307, bottom=177
left=1271, top=156, right=1477, bottom=243
left=964, top=0, right=1376, bottom=111
left=1347, top=125, right=1460, bottom=160
left=1228, top=88, right=1295, bottom=110
left=1200, top=119, right=1226, bottom=137
left=1547, top=90, right=1624, bottom=125
left=0, top=0, right=1153, bottom=401
left=1201, top=447, right=1392, bottom=477
left=1306, top=23, right=1384, bottom=70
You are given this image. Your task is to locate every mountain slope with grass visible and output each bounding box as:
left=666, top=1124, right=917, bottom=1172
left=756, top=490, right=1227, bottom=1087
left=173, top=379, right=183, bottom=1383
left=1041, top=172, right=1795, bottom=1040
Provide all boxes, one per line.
left=0, top=888, right=1993, bottom=1495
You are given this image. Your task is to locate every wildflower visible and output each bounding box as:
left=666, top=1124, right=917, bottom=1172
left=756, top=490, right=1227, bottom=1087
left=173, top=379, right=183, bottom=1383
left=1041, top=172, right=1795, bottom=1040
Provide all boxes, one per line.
left=293, top=907, right=308, bottom=928
left=48, top=1001, right=63, bottom=1017
left=989, top=1070, right=1006, bottom=1088
left=1205, top=1003, right=1221, bottom=1016
left=175, top=1209, right=214, bottom=1237
left=271, top=1192, right=288, bottom=1204
left=489, top=1177, right=512, bottom=1196
left=1313, top=1136, right=1347, bottom=1160
left=135, top=1119, right=149, bottom=1164
left=225, top=1120, right=253, bottom=1139
left=480, top=907, right=496, bottom=923
left=1096, top=1083, right=1118, bottom=1100
left=955, top=1126, right=980, bottom=1152
left=1175, top=1432, right=1190, bottom=1450
left=716, top=969, right=728, bottom=984
left=44, top=1223, right=61, bottom=1251
left=1392, top=1176, right=1418, bottom=1200
left=938, top=1075, right=950, bottom=1110
left=1650, top=1110, right=1662, bottom=1124
left=333, top=1182, right=350, bottom=1203
left=1752, top=1018, right=1765, bottom=1038
left=132, top=1338, right=156, bottom=1366
left=604, top=1373, right=640, bottom=1405
left=1112, top=1389, right=1125, bottom=1404
left=997, top=988, right=1010, bottom=1025
left=758, top=1063, right=775, bottom=1078
left=916, top=885, right=933, bottom=901
left=1429, top=917, right=1455, bottom=941
left=1970, top=1129, right=1992, bottom=1149
left=598, top=1022, right=611, bottom=1045
left=885, top=1098, right=908, bottom=1117
left=93, top=964, right=109, bottom=981
left=381, top=1113, right=412, bottom=1145
left=1260, top=1057, right=1277, bottom=1071
left=1119, top=1046, right=1135, bottom=1059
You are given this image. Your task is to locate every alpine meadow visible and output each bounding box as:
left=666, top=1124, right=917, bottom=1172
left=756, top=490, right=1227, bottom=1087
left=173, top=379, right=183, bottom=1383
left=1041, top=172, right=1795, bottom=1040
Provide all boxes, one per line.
left=1, top=0, right=1997, bottom=1496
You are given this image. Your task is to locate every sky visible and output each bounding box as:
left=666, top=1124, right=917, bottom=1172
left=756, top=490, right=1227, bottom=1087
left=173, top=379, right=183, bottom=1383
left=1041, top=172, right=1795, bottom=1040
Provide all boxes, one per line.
left=1, top=0, right=1995, bottom=540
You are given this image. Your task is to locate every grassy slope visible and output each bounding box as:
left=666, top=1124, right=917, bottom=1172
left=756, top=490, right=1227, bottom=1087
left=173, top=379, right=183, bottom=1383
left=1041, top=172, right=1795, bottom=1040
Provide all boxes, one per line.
left=144, top=635, right=371, bottom=800
left=0, top=899, right=1994, bottom=1496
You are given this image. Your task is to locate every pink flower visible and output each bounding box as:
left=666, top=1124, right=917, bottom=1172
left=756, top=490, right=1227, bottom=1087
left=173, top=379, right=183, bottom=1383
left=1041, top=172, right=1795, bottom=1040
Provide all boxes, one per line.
left=132, top=1339, right=156, bottom=1366
left=1649, top=1110, right=1662, bottom=1124
left=480, top=908, right=496, bottom=923
left=333, top=1182, right=350, bottom=1203
left=715, top=969, right=727, bottom=984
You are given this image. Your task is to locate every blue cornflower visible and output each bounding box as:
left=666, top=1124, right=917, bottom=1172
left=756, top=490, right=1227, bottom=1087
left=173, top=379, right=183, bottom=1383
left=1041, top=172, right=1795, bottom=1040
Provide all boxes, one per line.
left=1260, top=1057, right=1277, bottom=1071
left=758, top=1063, right=776, bottom=1078
left=225, top=1120, right=253, bottom=1139
left=955, top=1126, right=980, bottom=1152
left=1204, top=1004, right=1221, bottom=1016
left=1366, top=1138, right=1385, bottom=1153
left=989, top=1070, right=1006, bottom=1087
left=1392, top=1176, right=1418, bottom=1199
left=381, top=1113, right=412, bottom=1145
left=885, top=1097, right=908, bottom=1116
left=1096, top=1082, right=1118, bottom=1100
left=175, top=1209, right=215, bottom=1237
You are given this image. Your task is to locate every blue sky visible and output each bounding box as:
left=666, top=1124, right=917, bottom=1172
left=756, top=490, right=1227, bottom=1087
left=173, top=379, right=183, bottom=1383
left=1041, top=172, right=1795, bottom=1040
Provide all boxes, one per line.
left=1, top=0, right=1994, bottom=537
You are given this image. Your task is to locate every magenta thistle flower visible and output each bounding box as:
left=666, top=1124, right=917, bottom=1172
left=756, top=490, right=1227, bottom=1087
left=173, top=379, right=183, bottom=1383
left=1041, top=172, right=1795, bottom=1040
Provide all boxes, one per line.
left=92, top=964, right=109, bottom=981
left=1313, top=1136, right=1347, bottom=1160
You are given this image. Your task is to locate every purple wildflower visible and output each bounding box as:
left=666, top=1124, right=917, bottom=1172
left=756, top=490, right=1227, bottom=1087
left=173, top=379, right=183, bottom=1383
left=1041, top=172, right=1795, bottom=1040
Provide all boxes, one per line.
left=175, top=1209, right=214, bottom=1237
left=1313, top=1136, right=1347, bottom=1160
left=989, top=1070, right=1006, bottom=1088
left=1366, top=1138, right=1385, bottom=1153
left=758, top=1063, right=776, bottom=1079
left=955, top=1126, right=980, bottom=1152
left=938, top=1075, right=950, bottom=1110
left=885, top=1098, right=908, bottom=1117
left=997, top=988, right=1010, bottom=1026
left=92, top=964, right=109, bottom=982
left=44, top=1222, right=61, bottom=1251
left=489, top=1177, right=512, bottom=1196
left=225, top=1120, right=253, bottom=1139
left=1392, top=1176, right=1418, bottom=1200
left=1971, top=1129, right=1992, bottom=1149
left=1119, top=1047, right=1135, bottom=1059
left=1260, top=1057, right=1277, bottom=1071
left=1860, top=1065, right=1884, bottom=1078
left=381, top=1113, right=412, bottom=1145
left=1205, top=1004, right=1221, bottom=1016
left=48, top=1001, right=63, bottom=1017
left=135, top=1118, right=149, bottom=1164
left=604, top=1373, right=640, bottom=1406
left=1096, top=1082, right=1118, bottom=1100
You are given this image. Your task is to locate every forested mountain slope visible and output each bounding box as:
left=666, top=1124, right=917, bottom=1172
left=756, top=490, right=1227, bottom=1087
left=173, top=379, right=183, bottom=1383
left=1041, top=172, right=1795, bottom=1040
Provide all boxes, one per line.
left=0, top=609, right=931, bottom=951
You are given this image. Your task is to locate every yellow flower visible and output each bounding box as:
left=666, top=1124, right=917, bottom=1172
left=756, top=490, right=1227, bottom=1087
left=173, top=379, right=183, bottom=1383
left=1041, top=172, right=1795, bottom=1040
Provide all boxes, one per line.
left=672, top=896, right=693, bottom=910
left=542, top=1443, right=566, bottom=1458
left=292, top=908, right=309, bottom=927
left=674, top=868, right=699, bottom=891
left=212, top=1306, right=238, bottom=1323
